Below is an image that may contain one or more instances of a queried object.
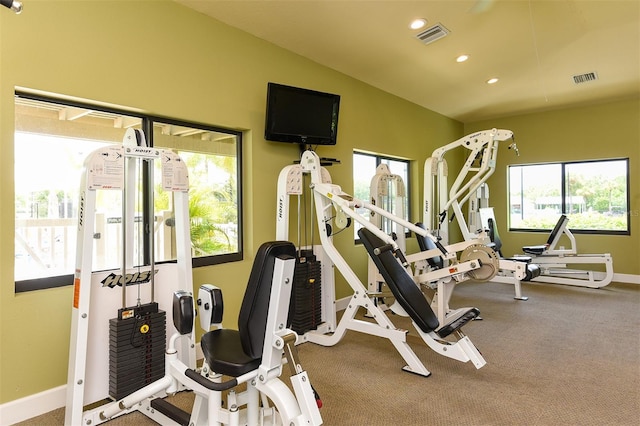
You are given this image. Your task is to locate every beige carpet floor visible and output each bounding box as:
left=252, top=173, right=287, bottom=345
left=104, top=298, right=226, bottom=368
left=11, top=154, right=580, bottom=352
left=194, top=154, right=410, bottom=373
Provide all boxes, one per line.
left=15, top=280, right=640, bottom=425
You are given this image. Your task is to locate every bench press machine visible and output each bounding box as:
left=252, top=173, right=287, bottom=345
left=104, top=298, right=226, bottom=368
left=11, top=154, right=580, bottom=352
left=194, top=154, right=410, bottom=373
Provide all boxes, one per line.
left=277, top=150, right=488, bottom=377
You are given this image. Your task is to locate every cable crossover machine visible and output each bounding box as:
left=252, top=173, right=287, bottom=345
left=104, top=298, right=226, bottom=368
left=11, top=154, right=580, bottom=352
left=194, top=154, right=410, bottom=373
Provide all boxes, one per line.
left=65, top=129, right=322, bottom=426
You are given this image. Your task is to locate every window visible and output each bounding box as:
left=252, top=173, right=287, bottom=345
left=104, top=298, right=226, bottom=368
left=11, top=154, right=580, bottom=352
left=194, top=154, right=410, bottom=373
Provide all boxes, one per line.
left=14, top=93, right=242, bottom=292
left=152, top=119, right=242, bottom=267
left=353, top=151, right=410, bottom=240
left=508, top=159, right=629, bottom=234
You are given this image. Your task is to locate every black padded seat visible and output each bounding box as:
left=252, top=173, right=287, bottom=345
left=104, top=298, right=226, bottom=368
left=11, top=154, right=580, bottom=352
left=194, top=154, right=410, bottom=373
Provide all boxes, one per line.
left=359, top=228, right=439, bottom=333
left=522, top=215, right=568, bottom=255
left=359, top=228, right=480, bottom=337
left=414, top=222, right=444, bottom=269
left=200, top=329, right=261, bottom=377
left=435, top=308, right=480, bottom=339
left=522, top=245, right=546, bottom=255
left=486, top=217, right=505, bottom=257
left=200, top=241, right=296, bottom=378
left=510, top=255, right=533, bottom=263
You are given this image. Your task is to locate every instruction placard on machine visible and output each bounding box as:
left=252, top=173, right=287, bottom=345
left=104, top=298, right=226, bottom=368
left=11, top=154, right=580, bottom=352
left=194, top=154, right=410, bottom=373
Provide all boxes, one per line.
left=161, top=150, right=189, bottom=192
left=87, top=145, right=125, bottom=190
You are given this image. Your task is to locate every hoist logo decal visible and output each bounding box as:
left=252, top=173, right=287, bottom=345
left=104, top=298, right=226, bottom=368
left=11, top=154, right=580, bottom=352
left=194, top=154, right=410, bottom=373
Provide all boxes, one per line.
left=78, top=192, right=85, bottom=229
left=277, top=196, right=285, bottom=221
left=101, top=270, right=158, bottom=288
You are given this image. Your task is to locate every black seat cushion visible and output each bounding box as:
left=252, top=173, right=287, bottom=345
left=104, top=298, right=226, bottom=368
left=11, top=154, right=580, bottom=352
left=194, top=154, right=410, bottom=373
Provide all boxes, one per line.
left=486, top=218, right=504, bottom=257
left=358, top=228, right=440, bottom=333
left=522, top=215, right=568, bottom=255
left=200, top=329, right=261, bottom=377
left=200, top=241, right=296, bottom=378
left=522, top=245, right=546, bottom=255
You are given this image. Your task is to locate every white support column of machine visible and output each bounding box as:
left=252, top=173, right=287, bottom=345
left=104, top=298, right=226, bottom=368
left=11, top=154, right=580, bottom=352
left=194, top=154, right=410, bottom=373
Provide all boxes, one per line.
left=424, top=128, right=514, bottom=244
left=65, top=129, right=193, bottom=426
left=368, top=163, right=408, bottom=315
left=276, top=162, right=337, bottom=335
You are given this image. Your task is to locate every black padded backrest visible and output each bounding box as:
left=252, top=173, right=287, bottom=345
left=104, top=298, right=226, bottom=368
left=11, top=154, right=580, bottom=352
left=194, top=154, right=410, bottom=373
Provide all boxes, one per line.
left=546, top=215, right=568, bottom=245
left=487, top=218, right=504, bottom=256
left=414, top=223, right=443, bottom=269
left=238, top=241, right=296, bottom=359
left=358, top=228, right=440, bottom=333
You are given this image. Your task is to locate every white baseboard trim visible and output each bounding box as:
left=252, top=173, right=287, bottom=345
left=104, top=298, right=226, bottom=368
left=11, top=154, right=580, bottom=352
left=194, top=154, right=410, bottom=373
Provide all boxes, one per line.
left=0, top=385, right=66, bottom=425
left=335, top=295, right=350, bottom=312
left=614, top=273, right=640, bottom=284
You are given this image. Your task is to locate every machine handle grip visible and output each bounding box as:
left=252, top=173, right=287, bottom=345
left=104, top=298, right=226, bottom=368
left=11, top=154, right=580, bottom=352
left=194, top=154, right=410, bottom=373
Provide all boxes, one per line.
left=185, top=368, right=238, bottom=391
left=312, top=385, right=322, bottom=408
left=373, top=244, right=394, bottom=255
left=394, top=249, right=409, bottom=268
left=1, top=0, right=22, bottom=13
left=434, top=240, right=448, bottom=255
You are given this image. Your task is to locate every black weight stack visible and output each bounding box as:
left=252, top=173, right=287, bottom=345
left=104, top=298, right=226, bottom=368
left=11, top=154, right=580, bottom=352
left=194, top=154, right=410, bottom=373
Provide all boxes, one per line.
left=288, top=250, right=322, bottom=335
left=109, top=302, right=166, bottom=400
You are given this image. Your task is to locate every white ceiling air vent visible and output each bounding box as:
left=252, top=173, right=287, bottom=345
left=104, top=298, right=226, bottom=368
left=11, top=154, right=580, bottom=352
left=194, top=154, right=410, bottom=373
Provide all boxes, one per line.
left=415, top=23, right=450, bottom=45
left=573, top=72, right=598, bottom=84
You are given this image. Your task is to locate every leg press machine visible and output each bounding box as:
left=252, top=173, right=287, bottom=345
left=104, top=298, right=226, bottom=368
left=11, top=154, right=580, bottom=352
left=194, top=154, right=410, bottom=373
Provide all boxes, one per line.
left=481, top=209, right=614, bottom=288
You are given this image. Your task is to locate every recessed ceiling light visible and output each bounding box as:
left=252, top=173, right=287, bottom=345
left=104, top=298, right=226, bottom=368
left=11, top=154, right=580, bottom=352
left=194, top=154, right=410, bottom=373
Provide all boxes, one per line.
left=410, top=19, right=427, bottom=30
left=487, top=78, right=499, bottom=84
left=456, top=54, right=469, bottom=63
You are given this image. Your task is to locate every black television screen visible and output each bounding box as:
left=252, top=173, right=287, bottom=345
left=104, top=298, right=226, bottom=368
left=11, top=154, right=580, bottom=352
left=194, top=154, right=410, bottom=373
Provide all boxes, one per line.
left=265, top=82, right=340, bottom=145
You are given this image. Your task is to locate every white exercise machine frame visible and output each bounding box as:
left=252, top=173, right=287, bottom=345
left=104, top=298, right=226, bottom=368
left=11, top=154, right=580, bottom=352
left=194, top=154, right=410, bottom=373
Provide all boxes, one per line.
left=277, top=150, right=488, bottom=377
left=365, top=163, right=498, bottom=324
left=367, top=163, right=407, bottom=314
left=65, top=129, right=195, bottom=425
left=480, top=208, right=614, bottom=289
left=66, top=129, right=321, bottom=426
left=423, top=128, right=532, bottom=301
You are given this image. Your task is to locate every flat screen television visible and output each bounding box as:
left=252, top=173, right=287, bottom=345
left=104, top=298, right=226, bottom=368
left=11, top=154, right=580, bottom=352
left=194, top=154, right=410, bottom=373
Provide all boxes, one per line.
left=265, top=82, right=340, bottom=146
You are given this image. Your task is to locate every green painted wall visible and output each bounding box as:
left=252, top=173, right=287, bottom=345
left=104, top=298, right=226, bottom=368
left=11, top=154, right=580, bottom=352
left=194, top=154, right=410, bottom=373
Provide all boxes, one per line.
left=0, top=1, right=462, bottom=403
left=465, top=97, right=640, bottom=275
